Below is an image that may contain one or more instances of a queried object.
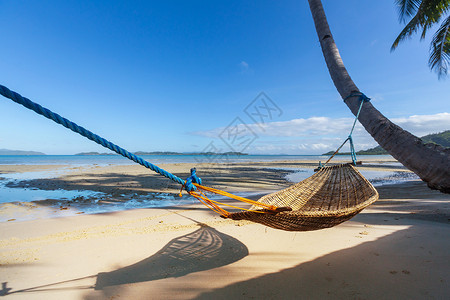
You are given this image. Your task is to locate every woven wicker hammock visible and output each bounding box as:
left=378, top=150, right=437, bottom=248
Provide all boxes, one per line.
left=227, top=163, right=378, bottom=231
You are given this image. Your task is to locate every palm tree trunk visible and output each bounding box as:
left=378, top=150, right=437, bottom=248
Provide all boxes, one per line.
left=308, top=0, right=450, bottom=193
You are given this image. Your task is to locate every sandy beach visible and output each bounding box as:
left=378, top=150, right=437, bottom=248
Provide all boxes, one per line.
left=0, top=159, right=449, bottom=299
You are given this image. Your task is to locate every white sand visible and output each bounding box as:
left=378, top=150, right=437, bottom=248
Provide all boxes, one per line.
left=0, top=161, right=449, bottom=299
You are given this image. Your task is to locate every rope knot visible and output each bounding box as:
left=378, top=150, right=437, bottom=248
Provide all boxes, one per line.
left=184, top=168, right=202, bottom=192
left=343, top=92, right=371, bottom=103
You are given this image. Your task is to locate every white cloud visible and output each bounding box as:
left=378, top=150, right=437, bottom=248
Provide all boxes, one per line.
left=192, top=116, right=360, bottom=138
left=192, top=112, right=449, bottom=154
left=194, top=112, right=449, bottom=138
left=256, top=117, right=351, bottom=136
left=239, top=61, right=251, bottom=74
left=391, top=113, right=450, bottom=137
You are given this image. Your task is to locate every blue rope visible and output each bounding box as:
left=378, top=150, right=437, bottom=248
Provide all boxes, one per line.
left=320, top=92, right=370, bottom=168
left=345, top=92, right=370, bottom=138
left=348, top=136, right=357, bottom=165
left=346, top=94, right=368, bottom=165
left=0, top=84, right=197, bottom=191
left=185, top=168, right=202, bottom=192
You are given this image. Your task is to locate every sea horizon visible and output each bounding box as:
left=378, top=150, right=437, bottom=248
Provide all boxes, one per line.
left=0, top=153, right=396, bottom=166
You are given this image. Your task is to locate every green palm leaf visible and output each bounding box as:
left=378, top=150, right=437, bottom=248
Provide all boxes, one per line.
left=392, top=0, right=450, bottom=50
left=395, top=0, right=422, bottom=23
left=391, top=2, right=425, bottom=50
left=392, top=0, right=450, bottom=77
left=429, top=15, right=450, bottom=78
left=419, top=0, right=450, bottom=38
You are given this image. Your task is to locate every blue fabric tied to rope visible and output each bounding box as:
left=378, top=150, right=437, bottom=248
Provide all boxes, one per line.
left=184, top=168, right=202, bottom=192
left=344, top=91, right=371, bottom=103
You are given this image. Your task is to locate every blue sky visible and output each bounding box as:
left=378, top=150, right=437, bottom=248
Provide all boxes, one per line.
left=0, top=0, right=449, bottom=155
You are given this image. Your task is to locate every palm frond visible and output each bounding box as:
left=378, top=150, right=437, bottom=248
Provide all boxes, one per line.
left=395, top=0, right=422, bottom=23
left=429, top=15, right=450, bottom=78
left=419, top=0, right=450, bottom=39
left=391, top=12, right=424, bottom=50
left=392, top=0, right=450, bottom=49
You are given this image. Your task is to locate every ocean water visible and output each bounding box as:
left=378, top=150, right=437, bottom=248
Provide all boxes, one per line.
left=0, top=154, right=395, bottom=166
left=0, top=154, right=414, bottom=222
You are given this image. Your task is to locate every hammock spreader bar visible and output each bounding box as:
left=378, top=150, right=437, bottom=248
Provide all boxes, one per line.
left=0, top=84, right=285, bottom=216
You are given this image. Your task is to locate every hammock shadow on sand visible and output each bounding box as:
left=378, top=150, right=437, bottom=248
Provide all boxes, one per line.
left=94, top=223, right=248, bottom=289
left=3, top=223, right=248, bottom=296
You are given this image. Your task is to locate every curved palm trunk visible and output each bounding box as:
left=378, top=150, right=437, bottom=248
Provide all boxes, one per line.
left=308, top=0, right=450, bottom=193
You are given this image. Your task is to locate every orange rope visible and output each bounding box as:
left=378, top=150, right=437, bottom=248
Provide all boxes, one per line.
left=188, top=190, right=230, bottom=217
left=183, top=183, right=280, bottom=218
left=193, top=184, right=277, bottom=210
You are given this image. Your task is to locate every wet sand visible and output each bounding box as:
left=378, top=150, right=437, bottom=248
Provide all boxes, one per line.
left=0, top=159, right=449, bottom=299
left=0, top=157, right=410, bottom=194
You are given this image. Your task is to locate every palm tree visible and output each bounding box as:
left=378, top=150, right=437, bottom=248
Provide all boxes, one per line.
left=307, top=0, right=450, bottom=193
left=391, top=0, right=450, bottom=79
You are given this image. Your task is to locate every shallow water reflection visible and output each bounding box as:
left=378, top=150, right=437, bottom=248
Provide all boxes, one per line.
left=286, top=168, right=419, bottom=186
